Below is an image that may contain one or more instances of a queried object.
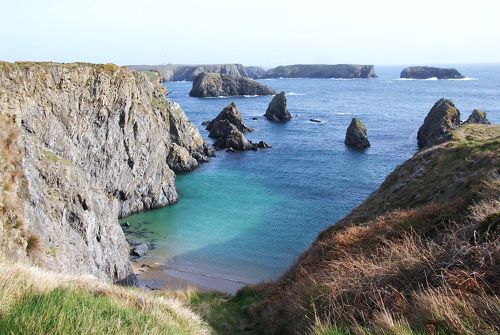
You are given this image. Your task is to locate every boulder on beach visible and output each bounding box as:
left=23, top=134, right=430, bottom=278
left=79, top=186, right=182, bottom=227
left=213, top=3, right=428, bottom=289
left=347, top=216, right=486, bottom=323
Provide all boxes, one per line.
left=131, top=243, right=148, bottom=257
left=400, top=66, right=464, bottom=80
left=264, top=92, right=291, bottom=122
left=464, top=109, right=491, bottom=125
left=417, top=98, right=461, bottom=149
left=207, top=103, right=271, bottom=151
left=189, top=72, right=276, bottom=97
left=345, top=118, right=370, bottom=149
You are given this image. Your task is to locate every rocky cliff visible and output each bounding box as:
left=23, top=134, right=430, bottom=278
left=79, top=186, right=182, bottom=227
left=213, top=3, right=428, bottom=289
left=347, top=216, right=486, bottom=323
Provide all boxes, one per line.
left=244, top=66, right=267, bottom=79
left=400, top=66, right=465, bottom=79
left=0, top=62, right=210, bottom=282
left=189, top=72, right=276, bottom=97
left=263, top=64, right=377, bottom=79
left=127, top=64, right=248, bottom=82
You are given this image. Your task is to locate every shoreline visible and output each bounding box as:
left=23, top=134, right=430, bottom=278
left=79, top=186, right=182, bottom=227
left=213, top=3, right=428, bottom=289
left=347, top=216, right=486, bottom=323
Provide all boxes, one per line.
left=131, top=260, right=247, bottom=294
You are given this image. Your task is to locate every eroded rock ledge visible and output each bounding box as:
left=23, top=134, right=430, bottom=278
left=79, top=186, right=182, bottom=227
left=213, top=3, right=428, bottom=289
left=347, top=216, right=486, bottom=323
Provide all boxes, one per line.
left=0, top=62, right=210, bottom=282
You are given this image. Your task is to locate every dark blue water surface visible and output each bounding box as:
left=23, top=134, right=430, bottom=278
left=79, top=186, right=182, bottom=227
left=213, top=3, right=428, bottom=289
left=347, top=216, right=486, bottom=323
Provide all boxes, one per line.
left=123, top=64, right=500, bottom=289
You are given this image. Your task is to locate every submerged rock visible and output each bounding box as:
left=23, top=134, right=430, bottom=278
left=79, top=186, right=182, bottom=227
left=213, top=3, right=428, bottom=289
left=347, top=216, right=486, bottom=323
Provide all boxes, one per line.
left=345, top=118, right=370, bottom=149
left=189, top=72, right=276, bottom=97
left=400, top=66, right=464, bottom=79
left=265, top=92, right=291, bottom=121
left=310, top=118, right=322, bottom=123
left=464, top=109, right=491, bottom=125
left=417, top=98, right=461, bottom=149
left=256, top=141, right=272, bottom=149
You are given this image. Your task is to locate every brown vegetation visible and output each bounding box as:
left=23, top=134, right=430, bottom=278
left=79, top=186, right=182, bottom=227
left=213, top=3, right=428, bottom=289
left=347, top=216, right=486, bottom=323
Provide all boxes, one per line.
left=248, top=125, right=500, bottom=334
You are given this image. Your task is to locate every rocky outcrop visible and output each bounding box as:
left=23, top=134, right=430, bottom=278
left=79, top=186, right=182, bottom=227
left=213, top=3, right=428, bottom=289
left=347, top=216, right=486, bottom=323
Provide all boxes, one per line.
left=0, top=62, right=211, bottom=282
left=263, top=64, right=377, bottom=79
left=245, top=66, right=267, bottom=79
left=400, top=66, right=464, bottom=79
left=127, top=64, right=248, bottom=82
left=207, top=103, right=269, bottom=151
left=417, top=99, right=461, bottom=149
left=264, top=92, right=291, bottom=122
left=345, top=118, right=370, bottom=149
left=207, top=102, right=254, bottom=134
left=189, top=72, right=276, bottom=98
left=464, top=109, right=490, bottom=124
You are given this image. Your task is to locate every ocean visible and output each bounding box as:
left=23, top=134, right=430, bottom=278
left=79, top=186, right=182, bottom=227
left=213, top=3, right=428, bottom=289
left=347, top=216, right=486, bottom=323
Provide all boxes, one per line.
left=122, top=64, right=500, bottom=292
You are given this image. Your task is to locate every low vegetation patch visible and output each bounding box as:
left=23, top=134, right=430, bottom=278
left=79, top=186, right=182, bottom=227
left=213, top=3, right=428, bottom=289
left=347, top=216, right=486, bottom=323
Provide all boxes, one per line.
left=0, top=263, right=211, bottom=335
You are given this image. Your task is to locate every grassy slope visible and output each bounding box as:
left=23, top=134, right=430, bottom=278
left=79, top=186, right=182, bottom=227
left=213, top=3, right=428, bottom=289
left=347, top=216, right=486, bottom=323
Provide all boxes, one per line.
left=0, top=263, right=211, bottom=335
left=244, top=124, right=500, bottom=334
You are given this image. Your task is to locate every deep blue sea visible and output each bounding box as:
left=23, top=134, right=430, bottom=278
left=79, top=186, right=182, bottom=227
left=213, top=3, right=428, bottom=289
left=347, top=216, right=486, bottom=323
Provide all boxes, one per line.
left=123, top=64, right=500, bottom=292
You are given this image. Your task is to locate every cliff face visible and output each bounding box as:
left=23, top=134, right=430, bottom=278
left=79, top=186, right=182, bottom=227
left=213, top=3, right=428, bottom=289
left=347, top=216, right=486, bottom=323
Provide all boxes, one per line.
left=263, top=64, right=377, bottom=79
left=127, top=64, right=248, bottom=81
left=0, top=62, right=209, bottom=281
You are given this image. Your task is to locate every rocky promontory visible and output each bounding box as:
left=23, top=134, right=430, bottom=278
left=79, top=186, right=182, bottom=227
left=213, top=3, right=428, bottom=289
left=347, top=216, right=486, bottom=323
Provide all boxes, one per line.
left=263, top=64, right=377, bottom=79
left=345, top=118, right=370, bottom=149
left=207, top=103, right=270, bottom=151
left=400, top=66, right=464, bottom=79
left=417, top=98, right=461, bottom=149
left=264, top=92, right=291, bottom=121
left=127, top=64, right=248, bottom=82
left=0, top=62, right=211, bottom=282
left=245, top=66, right=267, bottom=79
left=464, top=109, right=491, bottom=124
left=189, top=72, right=276, bottom=98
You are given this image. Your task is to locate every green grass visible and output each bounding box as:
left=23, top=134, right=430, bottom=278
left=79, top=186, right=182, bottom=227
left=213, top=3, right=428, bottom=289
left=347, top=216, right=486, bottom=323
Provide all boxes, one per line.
left=188, top=287, right=260, bottom=335
left=0, top=287, right=189, bottom=335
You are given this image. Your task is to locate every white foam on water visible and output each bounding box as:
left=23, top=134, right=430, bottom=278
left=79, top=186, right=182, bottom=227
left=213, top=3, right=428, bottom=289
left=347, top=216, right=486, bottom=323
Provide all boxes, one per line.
left=243, top=95, right=259, bottom=98
left=286, top=92, right=305, bottom=96
left=333, top=112, right=351, bottom=115
left=450, top=77, right=477, bottom=81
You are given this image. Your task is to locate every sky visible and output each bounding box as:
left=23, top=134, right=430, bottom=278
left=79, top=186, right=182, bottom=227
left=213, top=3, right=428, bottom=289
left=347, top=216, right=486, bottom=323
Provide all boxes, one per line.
left=1, top=0, right=499, bottom=66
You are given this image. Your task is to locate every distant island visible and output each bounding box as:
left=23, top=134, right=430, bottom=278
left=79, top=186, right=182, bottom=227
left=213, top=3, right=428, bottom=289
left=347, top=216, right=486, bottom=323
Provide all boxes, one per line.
left=400, top=66, right=465, bottom=79
left=263, top=64, right=377, bottom=79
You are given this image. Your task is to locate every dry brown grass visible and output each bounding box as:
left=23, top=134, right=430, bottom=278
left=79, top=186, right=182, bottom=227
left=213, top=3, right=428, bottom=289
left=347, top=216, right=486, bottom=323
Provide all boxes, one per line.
left=248, top=126, right=500, bottom=334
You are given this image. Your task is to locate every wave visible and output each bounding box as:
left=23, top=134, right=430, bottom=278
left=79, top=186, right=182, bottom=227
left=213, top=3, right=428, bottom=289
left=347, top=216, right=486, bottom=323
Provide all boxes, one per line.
left=286, top=92, right=305, bottom=96
left=396, top=77, right=477, bottom=81
left=243, top=95, right=259, bottom=98
left=450, top=77, right=477, bottom=81
left=333, top=112, right=351, bottom=115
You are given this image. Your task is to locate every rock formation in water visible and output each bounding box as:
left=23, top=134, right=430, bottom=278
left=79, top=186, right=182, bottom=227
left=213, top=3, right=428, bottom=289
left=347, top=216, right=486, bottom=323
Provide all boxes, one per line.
left=245, top=66, right=267, bottom=79
left=0, top=62, right=212, bottom=282
left=345, top=118, right=370, bottom=149
left=189, top=72, right=276, bottom=98
left=207, top=103, right=269, bottom=151
left=400, top=66, right=465, bottom=79
left=464, top=109, right=491, bottom=124
left=417, top=98, right=461, bottom=149
left=264, top=92, right=291, bottom=121
left=127, top=64, right=248, bottom=82
left=263, top=64, right=377, bottom=79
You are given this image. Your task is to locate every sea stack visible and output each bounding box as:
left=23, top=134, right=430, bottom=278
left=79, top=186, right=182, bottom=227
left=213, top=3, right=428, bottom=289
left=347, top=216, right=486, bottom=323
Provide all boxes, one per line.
left=189, top=72, right=276, bottom=97
left=207, top=103, right=269, bottom=151
left=263, top=64, right=377, bottom=79
left=417, top=98, right=461, bottom=149
left=264, top=92, right=291, bottom=121
left=345, top=118, right=370, bottom=149
left=464, top=109, right=491, bottom=124
left=400, top=66, right=464, bottom=80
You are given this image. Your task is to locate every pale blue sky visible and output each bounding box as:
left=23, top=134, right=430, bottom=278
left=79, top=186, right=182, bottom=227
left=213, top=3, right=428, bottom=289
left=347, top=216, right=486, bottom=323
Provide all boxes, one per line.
left=1, top=0, right=499, bottom=66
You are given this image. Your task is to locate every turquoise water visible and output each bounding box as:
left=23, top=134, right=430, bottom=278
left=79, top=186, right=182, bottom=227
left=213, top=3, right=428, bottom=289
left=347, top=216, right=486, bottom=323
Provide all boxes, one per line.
left=123, top=64, right=500, bottom=290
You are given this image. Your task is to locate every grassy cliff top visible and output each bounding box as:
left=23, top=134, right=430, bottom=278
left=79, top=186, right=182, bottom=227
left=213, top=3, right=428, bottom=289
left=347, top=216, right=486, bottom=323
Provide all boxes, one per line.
left=245, top=123, right=500, bottom=335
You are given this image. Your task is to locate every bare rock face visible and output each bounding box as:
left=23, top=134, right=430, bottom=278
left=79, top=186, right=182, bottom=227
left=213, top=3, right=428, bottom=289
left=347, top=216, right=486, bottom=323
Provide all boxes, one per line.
left=189, top=72, right=276, bottom=98
left=464, top=109, right=490, bottom=125
left=264, top=92, right=291, bottom=122
left=263, top=64, right=377, bottom=79
left=345, top=118, right=370, bottom=149
left=417, top=99, right=461, bottom=149
left=127, top=64, right=248, bottom=82
left=207, top=103, right=269, bottom=151
left=0, top=62, right=210, bottom=282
